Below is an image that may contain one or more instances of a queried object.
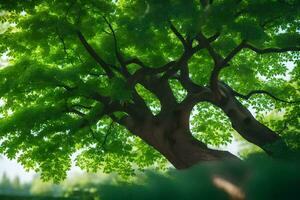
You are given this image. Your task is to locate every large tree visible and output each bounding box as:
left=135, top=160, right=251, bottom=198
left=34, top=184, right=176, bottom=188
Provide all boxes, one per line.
left=0, top=0, right=299, bottom=181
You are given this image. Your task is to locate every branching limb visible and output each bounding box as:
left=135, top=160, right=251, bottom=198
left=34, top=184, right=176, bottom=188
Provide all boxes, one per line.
left=101, top=121, right=114, bottom=151
left=169, top=20, right=192, bottom=50
left=102, top=16, right=130, bottom=77
left=221, top=40, right=246, bottom=67
left=234, top=89, right=300, bottom=104
left=131, top=90, right=153, bottom=115
left=244, top=44, right=300, bottom=54
left=177, top=62, right=213, bottom=109
left=56, top=28, right=68, bottom=56
left=209, top=40, right=246, bottom=94
left=209, top=40, right=300, bottom=96
left=76, top=30, right=115, bottom=78
left=196, top=32, right=223, bottom=66
left=126, top=60, right=178, bottom=88
left=141, top=77, right=178, bottom=112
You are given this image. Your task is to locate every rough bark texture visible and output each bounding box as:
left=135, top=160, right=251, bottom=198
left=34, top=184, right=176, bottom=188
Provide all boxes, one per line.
left=120, top=107, right=237, bottom=169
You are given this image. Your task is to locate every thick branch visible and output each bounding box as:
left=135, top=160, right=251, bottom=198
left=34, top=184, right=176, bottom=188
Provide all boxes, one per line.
left=126, top=60, right=178, bottom=88
left=177, top=62, right=213, bottom=110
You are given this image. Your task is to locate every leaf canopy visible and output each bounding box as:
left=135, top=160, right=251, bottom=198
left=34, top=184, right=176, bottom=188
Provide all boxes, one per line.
left=0, top=0, right=299, bottom=181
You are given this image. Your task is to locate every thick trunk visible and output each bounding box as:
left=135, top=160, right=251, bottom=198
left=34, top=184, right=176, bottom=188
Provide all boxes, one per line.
left=152, top=130, right=237, bottom=169
left=123, top=110, right=237, bottom=169
left=214, top=83, right=286, bottom=155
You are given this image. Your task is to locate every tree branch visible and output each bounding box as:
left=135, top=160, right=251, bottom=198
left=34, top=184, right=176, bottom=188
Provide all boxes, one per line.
left=68, top=108, right=86, bottom=117
left=208, top=32, right=220, bottom=43
left=101, top=121, right=114, bottom=151
left=196, top=32, right=223, bottom=66
left=169, top=20, right=191, bottom=50
left=208, top=40, right=246, bottom=94
left=76, top=30, right=114, bottom=78
left=234, top=89, right=300, bottom=104
left=102, top=16, right=130, bottom=77
left=126, top=60, right=178, bottom=88
left=221, top=40, right=246, bottom=67
left=244, top=44, right=300, bottom=54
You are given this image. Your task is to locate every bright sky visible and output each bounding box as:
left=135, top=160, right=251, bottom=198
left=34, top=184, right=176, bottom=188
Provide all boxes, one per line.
left=0, top=156, right=36, bottom=182
left=0, top=154, right=84, bottom=183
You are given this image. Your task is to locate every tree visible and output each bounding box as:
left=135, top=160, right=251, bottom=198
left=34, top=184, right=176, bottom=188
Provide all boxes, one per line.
left=0, top=0, right=299, bottom=181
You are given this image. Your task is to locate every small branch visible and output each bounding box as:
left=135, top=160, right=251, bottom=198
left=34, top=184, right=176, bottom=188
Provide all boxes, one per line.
left=209, top=40, right=246, bottom=93
left=101, top=121, right=114, bottom=150
left=102, top=16, right=130, bottom=77
left=76, top=30, right=114, bottom=78
left=68, top=108, right=86, bottom=117
left=277, top=121, right=288, bottom=135
left=169, top=20, right=191, bottom=50
left=221, top=40, right=246, bottom=67
left=234, top=90, right=300, bottom=104
left=208, top=32, right=220, bottom=43
left=56, top=28, right=68, bottom=56
left=244, top=44, right=300, bottom=54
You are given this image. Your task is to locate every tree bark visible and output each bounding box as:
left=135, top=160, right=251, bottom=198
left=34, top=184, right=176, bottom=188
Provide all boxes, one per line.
left=213, top=83, right=286, bottom=155
left=120, top=108, right=237, bottom=169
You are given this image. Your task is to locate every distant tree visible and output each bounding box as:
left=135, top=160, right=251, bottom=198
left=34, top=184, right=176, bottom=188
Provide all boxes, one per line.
left=0, top=0, right=299, bottom=181
left=11, top=176, right=21, bottom=191
left=0, top=173, right=11, bottom=193
left=0, top=174, right=32, bottom=195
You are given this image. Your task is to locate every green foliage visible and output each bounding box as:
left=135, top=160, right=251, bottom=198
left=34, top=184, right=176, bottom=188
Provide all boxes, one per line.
left=191, top=103, right=233, bottom=146
left=109, top=77, right=132, bottom=102
left=0, top=0, right=299, bottom=181
left=135, top=84, right=161, bottom=115
left=98, top=157, right=300, bottom=200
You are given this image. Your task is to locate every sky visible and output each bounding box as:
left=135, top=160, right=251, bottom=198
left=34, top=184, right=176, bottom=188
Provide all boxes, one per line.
left=0, top=154, right=84, bottom=183
left=0, top=156, right=36, bottom=182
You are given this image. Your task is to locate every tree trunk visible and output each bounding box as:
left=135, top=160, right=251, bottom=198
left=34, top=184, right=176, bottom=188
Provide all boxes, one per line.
left=123, top=109, right=237, bottom=169
left=152, top=129, right=237, bottom=169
